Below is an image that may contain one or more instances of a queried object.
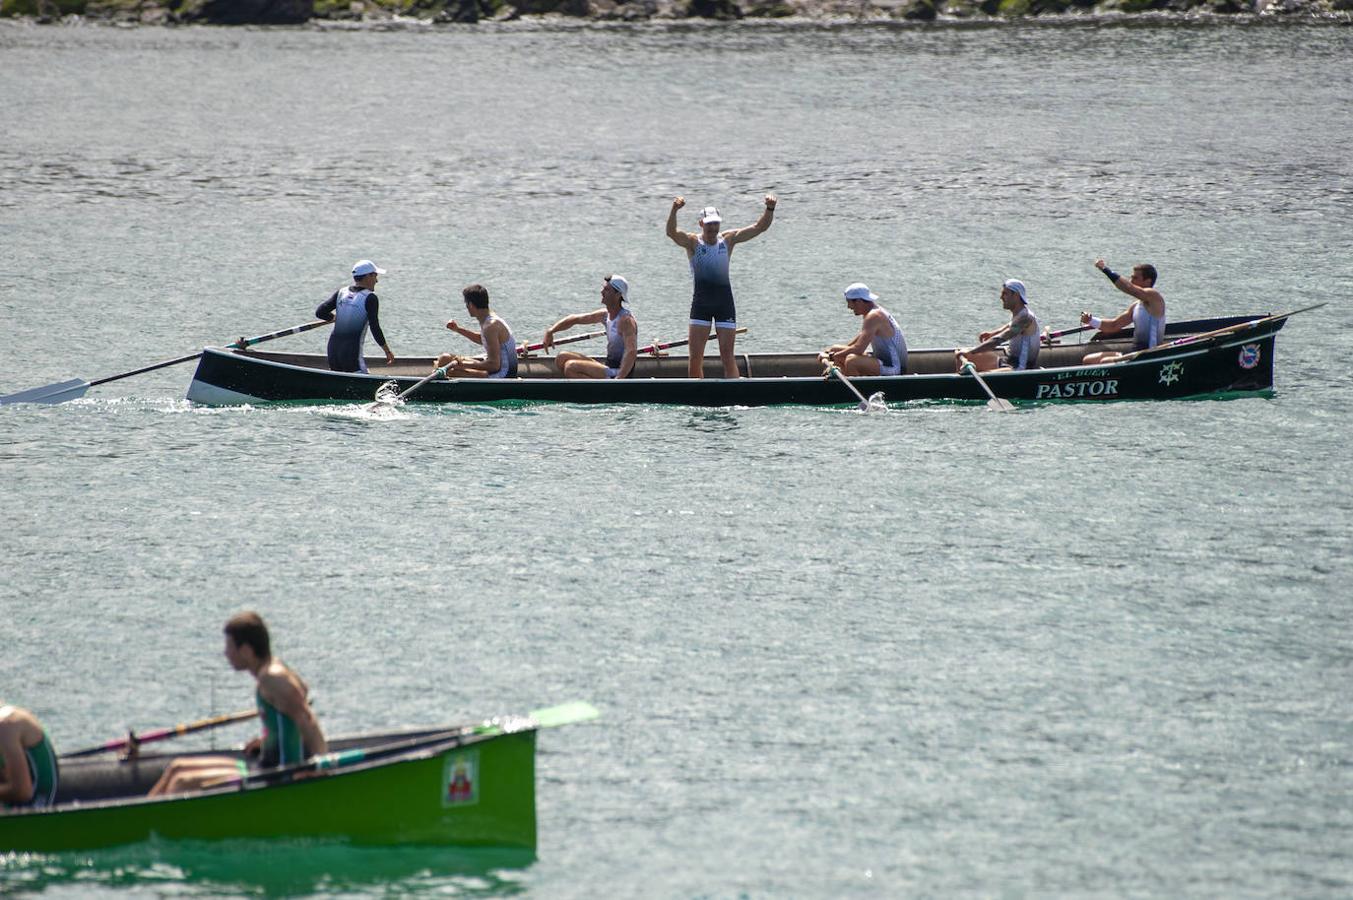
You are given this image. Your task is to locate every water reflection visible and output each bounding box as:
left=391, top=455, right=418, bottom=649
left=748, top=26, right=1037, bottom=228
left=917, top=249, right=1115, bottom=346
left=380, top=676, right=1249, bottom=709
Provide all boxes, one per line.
left=2, top=841, right=535, bottom=897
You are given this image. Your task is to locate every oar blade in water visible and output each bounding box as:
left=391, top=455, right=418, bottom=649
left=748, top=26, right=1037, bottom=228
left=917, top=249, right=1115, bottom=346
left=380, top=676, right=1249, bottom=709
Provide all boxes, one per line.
left=987, top=398, right=1016, bottom=412
left=0, top=379, right=91, bottom=406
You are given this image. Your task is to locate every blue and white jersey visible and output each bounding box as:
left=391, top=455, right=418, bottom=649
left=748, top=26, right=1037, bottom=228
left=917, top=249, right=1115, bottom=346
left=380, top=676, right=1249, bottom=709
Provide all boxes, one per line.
left=604, top=307, right=636, bottom=371
left=1003, top=307, right=1041, bottom=370
left=483, top=313, right=518, bottom=379
left=870, top=305, right=908, bottom=376
left=328, top=288, right=372, bottom=373
left=1131, top=300, right=1167, bottom=350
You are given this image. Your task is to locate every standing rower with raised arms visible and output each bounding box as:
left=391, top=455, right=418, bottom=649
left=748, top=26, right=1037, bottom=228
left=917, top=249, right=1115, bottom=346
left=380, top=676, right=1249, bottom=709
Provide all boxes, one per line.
left=665, top=194, right=776, bottom=379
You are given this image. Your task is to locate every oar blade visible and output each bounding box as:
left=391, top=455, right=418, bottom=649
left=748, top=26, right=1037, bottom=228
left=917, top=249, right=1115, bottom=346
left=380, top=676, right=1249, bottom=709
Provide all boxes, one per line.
left=987, top=398, right=1016, bottom=413
left=0, top=378, right=91, bottom=406
left=528, top=701, right=600, bottom=729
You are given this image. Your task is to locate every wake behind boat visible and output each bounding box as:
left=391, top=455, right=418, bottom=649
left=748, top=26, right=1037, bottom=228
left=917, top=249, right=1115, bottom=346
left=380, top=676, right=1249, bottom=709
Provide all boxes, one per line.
left=184, top=313, right=1295, bottom=408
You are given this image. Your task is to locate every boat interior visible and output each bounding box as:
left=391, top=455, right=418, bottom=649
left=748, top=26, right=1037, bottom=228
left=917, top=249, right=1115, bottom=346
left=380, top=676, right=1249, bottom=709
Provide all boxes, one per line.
left=240, top=333, right=1153, bottom=380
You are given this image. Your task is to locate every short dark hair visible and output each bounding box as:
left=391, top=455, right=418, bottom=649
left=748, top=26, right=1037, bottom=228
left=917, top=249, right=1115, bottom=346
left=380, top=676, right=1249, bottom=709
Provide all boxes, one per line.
left=462, top=284, right=489, bottom=309
left=224, top=611, right=270, bottom=658
left=1134, top=264, right=1158, bottom=286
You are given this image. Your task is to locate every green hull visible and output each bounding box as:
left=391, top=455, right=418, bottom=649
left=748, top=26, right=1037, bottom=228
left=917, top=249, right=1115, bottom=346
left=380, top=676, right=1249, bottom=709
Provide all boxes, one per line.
left=1, top=729, right=536, bottom=853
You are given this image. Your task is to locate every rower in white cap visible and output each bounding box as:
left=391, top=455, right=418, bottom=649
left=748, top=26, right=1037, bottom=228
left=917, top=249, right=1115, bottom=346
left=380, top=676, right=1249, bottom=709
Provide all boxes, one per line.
left=821, top=282, right=908, bottom=377
left=542, top=274, right=639, bottom=380
left=954, top=279, right=1041, bottom=372
left=665, top=194, right=777, bottom=378
left=315, top=259, right=395, bottom=373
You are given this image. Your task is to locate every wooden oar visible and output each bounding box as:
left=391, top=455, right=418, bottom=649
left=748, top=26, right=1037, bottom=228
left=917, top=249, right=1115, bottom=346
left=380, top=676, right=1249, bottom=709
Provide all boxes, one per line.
left=517, top=329, right=605, bottom=357
left=63, top=709, right=258, bottom=759
left=958, top=356, right=1015, bottom=412
left=1113, top=303, right=1326, bottom=364
left=638, top=327, right=747, bottom=357
left=0, top=319, right=331, bottom=406
left=209, top=701, right=599, bottom=790
left=822, top=363, right=885, bottom=412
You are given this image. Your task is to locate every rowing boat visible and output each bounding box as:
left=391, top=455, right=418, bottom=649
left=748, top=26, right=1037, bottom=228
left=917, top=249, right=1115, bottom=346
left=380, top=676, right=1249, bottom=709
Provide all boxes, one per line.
left=183, top=313, right=1294, bottom=407
left=0, top=702, right=596, bottom=853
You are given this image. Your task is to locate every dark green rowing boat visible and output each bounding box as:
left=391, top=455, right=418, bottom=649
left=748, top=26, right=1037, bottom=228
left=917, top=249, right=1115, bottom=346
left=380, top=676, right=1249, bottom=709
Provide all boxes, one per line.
left=0, top=701, right=597, bottom=853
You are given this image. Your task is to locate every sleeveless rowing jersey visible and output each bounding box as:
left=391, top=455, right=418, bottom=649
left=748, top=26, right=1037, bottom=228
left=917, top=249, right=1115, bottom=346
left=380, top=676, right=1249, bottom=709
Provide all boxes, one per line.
left=1003, top=307, right=1041, bottom=370
left=870, top=306, right=908, bottom=376
left=605, top=307, right=636, bottom=374
left=482, top=313, right=518, bottom=379
left=1131, top=300, right=1167, bottom=350
left=327, top=287, right=373, bottom=374
left=4, top=731, right=59, bottom=808
left=257, top=689, right=307, bottom=768
left=688, top=237, right=736, bottom=327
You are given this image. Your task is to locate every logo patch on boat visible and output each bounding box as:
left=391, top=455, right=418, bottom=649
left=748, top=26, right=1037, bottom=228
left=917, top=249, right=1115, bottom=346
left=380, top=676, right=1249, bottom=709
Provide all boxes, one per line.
left=1158, top=361, right=1184, bottom=386
left=1238, top=344, right=1261, bottom=369
left=443, top=750, right=479, bottom=807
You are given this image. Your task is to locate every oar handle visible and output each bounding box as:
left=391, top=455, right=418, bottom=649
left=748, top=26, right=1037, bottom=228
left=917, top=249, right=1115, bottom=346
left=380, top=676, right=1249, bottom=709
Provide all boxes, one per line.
left=518, top=329, right=605, bottom=357
left=63, top=709, right=258, bottom=758
left=639, top=326, right=748, bottom=356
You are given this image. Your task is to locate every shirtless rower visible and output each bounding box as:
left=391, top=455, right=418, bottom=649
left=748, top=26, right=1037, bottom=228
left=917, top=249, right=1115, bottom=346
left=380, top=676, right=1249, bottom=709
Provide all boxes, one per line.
left=148, top=611, right=326, bottom=795
left=821, top=282, right=908, bottom=377
left=955, top=279, right=1041, bottom=373
left=0, top=704, right=58, bottom=808
left=665, top=194, right=776, bottom=378
left=436, top=284, right=518, bottom=379
left=543, top=275, right=638, bottom=380
left=1080, top=260, right=1167, bottom=364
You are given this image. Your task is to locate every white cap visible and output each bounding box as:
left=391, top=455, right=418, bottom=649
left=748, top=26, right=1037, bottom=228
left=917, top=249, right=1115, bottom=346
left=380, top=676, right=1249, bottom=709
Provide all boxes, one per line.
left=1002, top=279, right=1027, bottom=303
left=699, top=206, right=722, bottom=225
left=843, top=282, right=879, bottom=303
left=606, top=274, right=630, bottom=302
left=352, top=259, right=386, bottom=278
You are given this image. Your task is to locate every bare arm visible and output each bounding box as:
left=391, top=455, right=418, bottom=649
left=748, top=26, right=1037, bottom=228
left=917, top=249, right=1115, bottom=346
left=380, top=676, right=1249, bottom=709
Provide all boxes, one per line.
left=666, top=197, right=696, bottom=252
left=618, top=315, right=639, bottom=378
left=543, top=309, right=607, bottom=350
left=826, top=312, right=883, bottom=363
left=724, top=194, right=777, bottom=248
left=1081, top=305, right=1136, bottom=334
left=967, top=322, right=1013, bottom=355
left=259, top=671, right=328, bottom=758
left=0, top=723, right=34, bottom=804
left=446, top=320, right=484, bottom=346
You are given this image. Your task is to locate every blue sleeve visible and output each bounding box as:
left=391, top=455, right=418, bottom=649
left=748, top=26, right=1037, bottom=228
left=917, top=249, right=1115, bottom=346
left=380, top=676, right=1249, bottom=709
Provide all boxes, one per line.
left=365, top=294, right=387, bottom=348
left=315, top=291, right=338, bottom=320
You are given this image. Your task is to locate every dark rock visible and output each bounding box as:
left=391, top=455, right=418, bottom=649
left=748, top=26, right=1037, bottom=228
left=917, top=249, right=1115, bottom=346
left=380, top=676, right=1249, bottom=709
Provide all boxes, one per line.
left=900, top=0, right=935, bottom=17
left=687, top=0, right=741, bottom=17
left=178, top=0, right=315, bottom=23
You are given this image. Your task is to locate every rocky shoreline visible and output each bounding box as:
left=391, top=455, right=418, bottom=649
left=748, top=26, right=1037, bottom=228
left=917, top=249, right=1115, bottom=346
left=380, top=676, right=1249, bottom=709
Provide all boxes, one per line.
left=2, top=0, right=1349, bottom=25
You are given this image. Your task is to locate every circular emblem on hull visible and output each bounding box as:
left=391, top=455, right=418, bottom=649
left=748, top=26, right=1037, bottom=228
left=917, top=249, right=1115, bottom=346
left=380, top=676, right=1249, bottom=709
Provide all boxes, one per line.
left=1238, top=344, right=1261, bottom=370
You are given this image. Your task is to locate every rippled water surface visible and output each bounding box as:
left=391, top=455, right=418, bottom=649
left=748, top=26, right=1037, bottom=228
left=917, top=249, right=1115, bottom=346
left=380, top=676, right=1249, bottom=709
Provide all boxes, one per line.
left=2, top=19, right=1352, bottom=898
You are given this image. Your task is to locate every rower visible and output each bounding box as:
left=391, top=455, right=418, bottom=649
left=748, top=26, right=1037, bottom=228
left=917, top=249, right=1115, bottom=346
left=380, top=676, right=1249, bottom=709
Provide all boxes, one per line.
left=435, top=284, right=518, bottom=379
left=665, top=194, right=776, bottom=379
left=315, top=259, right=396, bottom=373
left=955, top=279, right=1041, bottom=373
left=1080, top=259, right=1167, bottom=365
left=542, top=275, right=638, bottom=380
left=0, top=704, right=58, bottom=809
left=820, top=282, right=908, bottom=376
left=148, top=612, right=327, bottom=796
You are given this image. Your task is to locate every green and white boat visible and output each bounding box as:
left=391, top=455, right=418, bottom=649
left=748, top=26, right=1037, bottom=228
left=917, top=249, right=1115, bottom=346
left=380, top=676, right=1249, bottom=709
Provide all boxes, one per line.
left=0, top=702, right=596, bottom=853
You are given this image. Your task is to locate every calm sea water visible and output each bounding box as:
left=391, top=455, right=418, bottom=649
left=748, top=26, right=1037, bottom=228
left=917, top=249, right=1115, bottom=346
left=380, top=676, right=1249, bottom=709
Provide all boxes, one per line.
left=2, top=18, right=1352, bottom=898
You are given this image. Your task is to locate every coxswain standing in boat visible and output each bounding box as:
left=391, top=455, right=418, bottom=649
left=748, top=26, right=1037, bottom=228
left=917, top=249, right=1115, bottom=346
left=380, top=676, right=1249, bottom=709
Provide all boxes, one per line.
left=955, top=279, right=1041, bottom=373
left=148, top=611, right=327, bottom=795
left=665, top=195, right=776, bottom=379
left=821, top=282, right=908, bottom=376
left=542, top=275, right=638, bottom=379
left=315, top=259, right=395, bottom=373
left=0, top=704, right=58, bottom=809
left=1079, top=260, right=1167, bottom=365
left=435, top=284, right=518, bottom=379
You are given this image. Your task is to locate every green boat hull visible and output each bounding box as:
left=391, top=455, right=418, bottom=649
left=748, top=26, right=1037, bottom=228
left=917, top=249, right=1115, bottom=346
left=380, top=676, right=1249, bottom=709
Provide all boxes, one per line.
left=1, top=729, right=536, bottom=853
